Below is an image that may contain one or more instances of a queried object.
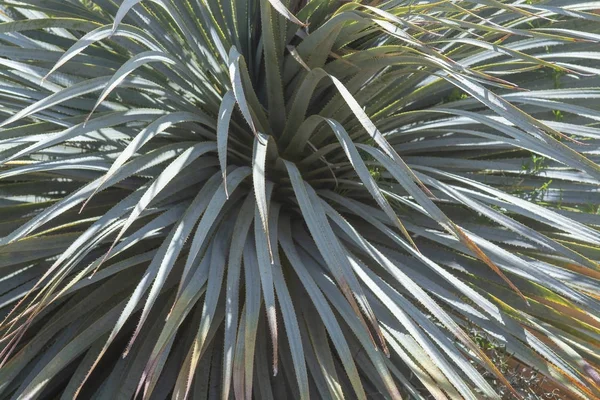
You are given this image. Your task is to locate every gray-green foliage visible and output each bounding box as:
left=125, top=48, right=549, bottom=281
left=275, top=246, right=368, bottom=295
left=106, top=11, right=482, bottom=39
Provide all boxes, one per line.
left=1, top=0, right=600, bottom=399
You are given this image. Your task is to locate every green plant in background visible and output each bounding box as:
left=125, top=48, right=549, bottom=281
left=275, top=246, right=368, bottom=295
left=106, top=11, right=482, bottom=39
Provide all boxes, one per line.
left=1, top=1, right=600, bottom=399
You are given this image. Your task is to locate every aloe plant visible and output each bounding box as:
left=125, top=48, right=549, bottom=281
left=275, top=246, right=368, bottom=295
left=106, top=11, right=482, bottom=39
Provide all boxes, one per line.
left=1, top=0, right=600, bottom=399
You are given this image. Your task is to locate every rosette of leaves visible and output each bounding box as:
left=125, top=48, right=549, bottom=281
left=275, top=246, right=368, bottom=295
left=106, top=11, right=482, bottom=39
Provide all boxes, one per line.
left=1, top=0, right=600, bottom=399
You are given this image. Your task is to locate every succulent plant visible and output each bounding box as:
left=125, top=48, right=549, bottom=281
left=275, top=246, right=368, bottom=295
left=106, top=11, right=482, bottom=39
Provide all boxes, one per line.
left=1, top=1, right=600, bottom=399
